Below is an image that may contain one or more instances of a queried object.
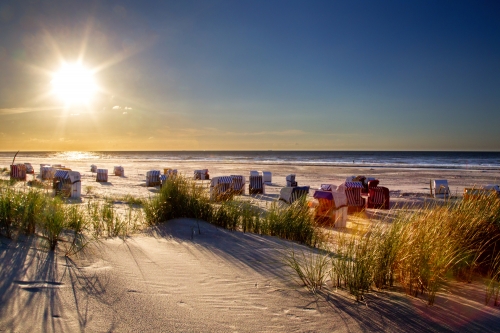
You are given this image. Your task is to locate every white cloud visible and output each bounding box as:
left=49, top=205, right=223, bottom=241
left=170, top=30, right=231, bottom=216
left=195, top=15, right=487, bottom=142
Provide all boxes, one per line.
left=112, top=105, right=121, bottom=110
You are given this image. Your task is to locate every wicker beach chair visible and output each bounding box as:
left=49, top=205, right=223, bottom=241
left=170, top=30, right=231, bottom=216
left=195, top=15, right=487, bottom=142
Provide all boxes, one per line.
left=313, top=189, right=348, bottom=227
left=146, top=170, right=161, bottom=187
left=53, top=170, right=81, bottom=198
left=210, top=176, right=233, bottom=201
left=249, top=175, right=265, bottom=194
left=366, top=180, right=390, bottom=209
left=96, top=169, right=108, bottom=182
left=24, top=163, right=34, bottom=174
left=10, top=164, right=27, bottom=181
left=286, top=174, right=298, bottom=187
left=341, top=181, right=365, bottom=212
left=194, top=169, right=210, bottom=180
left=279, top=186, right=310, bottom=204
left=230, top=175, right=245, bottom=195
left=431, top=180, right=450, bottom=199
left=114, top=166, right=124, bottom=177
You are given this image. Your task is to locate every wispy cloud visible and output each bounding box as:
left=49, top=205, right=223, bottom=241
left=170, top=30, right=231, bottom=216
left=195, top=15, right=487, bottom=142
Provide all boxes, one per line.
left=0, top=106, right=63, bottom=115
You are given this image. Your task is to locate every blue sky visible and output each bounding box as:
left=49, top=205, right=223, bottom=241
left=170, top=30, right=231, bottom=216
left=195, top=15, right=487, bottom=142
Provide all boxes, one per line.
left=0, top=0, right=499, bottom=150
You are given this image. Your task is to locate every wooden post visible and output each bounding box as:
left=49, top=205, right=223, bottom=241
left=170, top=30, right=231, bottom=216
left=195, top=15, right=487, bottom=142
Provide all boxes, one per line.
left=430, top=179, right=433, bottom=197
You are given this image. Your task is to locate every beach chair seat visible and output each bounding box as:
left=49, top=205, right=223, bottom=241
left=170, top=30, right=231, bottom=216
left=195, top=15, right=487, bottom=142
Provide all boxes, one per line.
left=10, top=164, right=27, bottom=181
left=279, top=186, right=310, bottom=204
left=146, top=170, right=161, bottom=187
left=367, top=186, right=390, bottom=209
left=210, top=176, right=233, bottom=201
left=342, top=181, right=365, bottom=212
left=286, top=174, right=297, bottom=187
left=432, top=180, right=450, bottom=198
left=313, top=190, right=348, bottom=227
left=96, top=169, right=108, bottom=182
left=230, top=175, right=245, bottom=195
left=249, top=175, right=265, bottom=194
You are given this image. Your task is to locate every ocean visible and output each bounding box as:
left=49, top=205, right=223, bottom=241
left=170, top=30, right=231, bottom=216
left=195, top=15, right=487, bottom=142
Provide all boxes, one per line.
left=1, top=151, right=499, bottom=170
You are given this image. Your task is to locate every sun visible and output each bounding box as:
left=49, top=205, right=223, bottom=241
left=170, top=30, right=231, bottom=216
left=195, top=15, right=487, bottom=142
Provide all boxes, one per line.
left=51, top=63, right=97, bottom=105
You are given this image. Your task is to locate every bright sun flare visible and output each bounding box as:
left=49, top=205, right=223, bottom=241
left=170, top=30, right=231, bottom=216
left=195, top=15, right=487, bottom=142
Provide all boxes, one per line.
left=51, top=63, right=96, bottom=105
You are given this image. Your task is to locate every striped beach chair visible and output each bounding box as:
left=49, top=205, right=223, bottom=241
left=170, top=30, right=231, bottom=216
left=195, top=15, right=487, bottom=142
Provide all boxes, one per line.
left=113, top=166, right=124, bottom=177
left=53, top=170, right=82, bottom=198
left=96, top=169, right=108, bottom=182
left=146, top=170, right=161, bottom=187
left=210, top=176, right=233, bottom=201
left=367, top=186, right=390, bottom=209
left=342, top=181, right=365, bottom=212
left=286, top=174, right=297, bottom=187
left=230, top=175, right=245, bottom=195
left=279, top=186, right=310, bottom=204
left=249, top=175, right=265, bottom=194
left=10, top=164, right=27, bottom=181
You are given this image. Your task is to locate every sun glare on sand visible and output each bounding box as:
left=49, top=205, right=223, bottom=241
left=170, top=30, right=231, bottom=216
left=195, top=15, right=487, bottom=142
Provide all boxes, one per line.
left=51, top=63, right=96, bottom=105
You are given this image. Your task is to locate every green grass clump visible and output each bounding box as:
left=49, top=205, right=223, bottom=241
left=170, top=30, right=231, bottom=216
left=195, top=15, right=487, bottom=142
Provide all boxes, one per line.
left=144, top=176, right=320, bottom=246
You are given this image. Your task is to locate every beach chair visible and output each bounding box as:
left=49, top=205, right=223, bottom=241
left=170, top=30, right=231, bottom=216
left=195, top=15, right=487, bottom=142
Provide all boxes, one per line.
left=431, top=180, right=450, bottom=199
left=366, top=180, right=390, bottom=209
left=40, top=165, right=55, bottom=180
left=113, top=166, right=124, bottom=177
left=10, top=164, right=27, bottom=181
left=463, top=185, right=500, bottom=200
left=313, top=189, right=348, bottom=227
left=230, top=175, right=245, bottom=195
left=286, top=174, right=297, bottom=187
left=249, top=175, right=265, bottom=194
left=194, top=169, right=210, bottom=180
left=24, top=163, right=34, bottom=174
left=262, top=171, right=272, bottom=184
left=210, top=176, right=233, bottom=201
left=279, top=186, right=310, bottom=204
left=90, top=164, right=97, bottom=173
left=341, top=181, right=365, bottom=212
left=96, top=169, right=108, bottom=182
left=146, top=170, right=161, bottom=187
left=53, top=170, right=81, bottom=198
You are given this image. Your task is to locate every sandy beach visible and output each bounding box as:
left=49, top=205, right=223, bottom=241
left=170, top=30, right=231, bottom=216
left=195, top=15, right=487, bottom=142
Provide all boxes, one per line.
left=1, top=155, right=500, bottom=332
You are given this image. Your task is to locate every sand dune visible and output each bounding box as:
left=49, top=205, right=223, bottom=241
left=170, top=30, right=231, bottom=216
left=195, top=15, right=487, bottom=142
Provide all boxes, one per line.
left=2, top=218, right=500, bottom=332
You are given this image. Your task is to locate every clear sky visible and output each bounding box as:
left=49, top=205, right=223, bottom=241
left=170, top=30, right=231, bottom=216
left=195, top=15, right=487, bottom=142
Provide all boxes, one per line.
left=0, top=0, right=499, bottom=151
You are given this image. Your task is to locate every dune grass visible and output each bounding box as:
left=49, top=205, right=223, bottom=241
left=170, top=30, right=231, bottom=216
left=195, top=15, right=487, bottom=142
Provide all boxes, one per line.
left=144, top=175, right=320, bottom=246
left=0, top=186, right=142, bottom=252
left=284, top=193, right=500, bottom=305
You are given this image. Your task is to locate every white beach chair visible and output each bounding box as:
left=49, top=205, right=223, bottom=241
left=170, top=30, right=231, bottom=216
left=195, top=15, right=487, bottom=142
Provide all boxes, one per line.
left=210, top=176, right=233, bottom=201
left=262, top=171, right=272, bottom=184
left=286, top=174, right=297, bottom=187
left=432, top=180, right=450, bottom=198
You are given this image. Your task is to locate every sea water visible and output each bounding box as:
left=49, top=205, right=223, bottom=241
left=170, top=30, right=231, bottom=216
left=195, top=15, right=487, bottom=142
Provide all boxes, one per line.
left=1, top=151, right=499, bottom=170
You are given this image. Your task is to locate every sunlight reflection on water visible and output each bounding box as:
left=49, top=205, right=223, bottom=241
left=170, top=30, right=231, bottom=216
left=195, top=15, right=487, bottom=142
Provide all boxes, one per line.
left=52, top=151, right=100, bottom=160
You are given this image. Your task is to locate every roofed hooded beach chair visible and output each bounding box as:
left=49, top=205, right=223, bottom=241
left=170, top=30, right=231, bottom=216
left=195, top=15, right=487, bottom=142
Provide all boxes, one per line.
left=431, top=179, right=450, bottom=199
left=24, top=163, right=34, bottom=174
left=464, top=184, right=500, bottom=200
left=90, top=164, right=97, bottom=173
left=96, top=169, right=108, bottom=182
left=53, top=170, right=81, bottom=198
left=40, top=165, right=55, bottom=180
left=313, top=188, right=348, bottom=227
left=114, top=166, right=124, bottom=177
left=146, top=170, right=161, bottom=187
left=210, top=176, right=233, bottom=201
left=286, top=174, right=297, bottom=187
left=340, top=181, right=365, bottom=212
left=249, top=175, right=265, bottom=195
left=194, top=169, right=210, bottom=180
left=10, top=164, right=27, bottom=181
left=230, top=175, right=245, bottom=195
left=366, top=180, right=390, bottom=209
left=279, top=186, right=310, bottom=204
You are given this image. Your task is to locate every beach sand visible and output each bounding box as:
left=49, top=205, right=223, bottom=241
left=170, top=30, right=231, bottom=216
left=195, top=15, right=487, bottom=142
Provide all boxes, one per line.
left=1, top=156, right=500, bottom=332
